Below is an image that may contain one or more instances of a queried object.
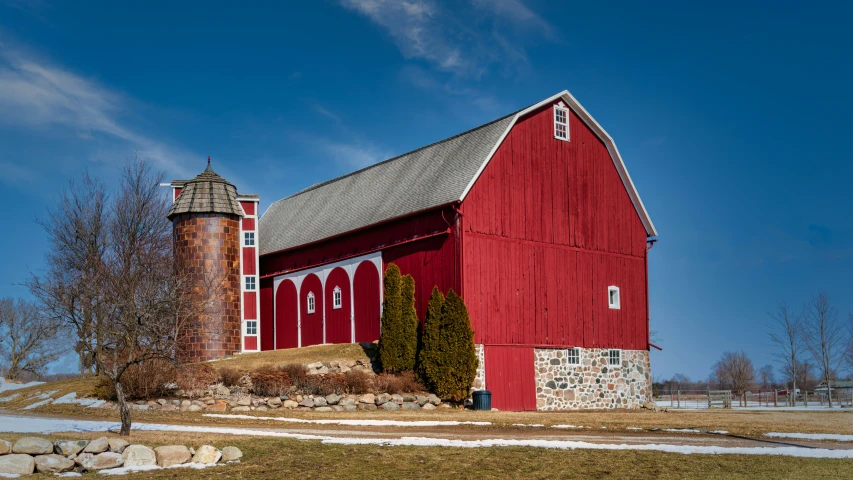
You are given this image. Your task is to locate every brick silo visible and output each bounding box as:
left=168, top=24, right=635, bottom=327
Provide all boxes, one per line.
left=168, top=160, right=243, bottom=362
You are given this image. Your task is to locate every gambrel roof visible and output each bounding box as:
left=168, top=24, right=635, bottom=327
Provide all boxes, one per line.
left=259, top=91, right=657, bottom=256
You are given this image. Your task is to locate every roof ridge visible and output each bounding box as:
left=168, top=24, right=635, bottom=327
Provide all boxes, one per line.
left=271, top=109, right=522, bottom=207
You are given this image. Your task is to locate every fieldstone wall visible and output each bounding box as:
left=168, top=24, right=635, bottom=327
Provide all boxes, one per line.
left=172, top=213, right=242, bottom=363
left=472, top=344, right=485, bottom=391
left=534, top=348, right=651, bottom=410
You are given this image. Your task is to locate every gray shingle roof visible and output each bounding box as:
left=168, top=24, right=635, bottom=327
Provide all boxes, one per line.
left=259, top=112, right=517, bottom=255
left=168, top=163, right=245, bottom=219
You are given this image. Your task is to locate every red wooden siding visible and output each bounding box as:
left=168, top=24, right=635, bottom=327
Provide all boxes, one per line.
left=353, top=261, right=381, bottom=342
left=242, top=218, right=255, bottom=231
left=300, top=273, right=324, bottom=347
left=244, top=336, right=257, bottom=351
left=484, top=346, right=537, bottom=411
left=275, top=279, right=298, bottom=349
left=461, top=101, right=649, bottom=350
left=260, top=278, right=274, bottom=351
left=240, top=201, right=255, bottom=216
left=173, top=187, right=182, bottom=200
left=243, top=247, right=256, bottom=275
left=324, top=267, right=352, bottom=344
left=384, top=234, right=460, bottom=323
left=243, top=291, right=257, bottom=320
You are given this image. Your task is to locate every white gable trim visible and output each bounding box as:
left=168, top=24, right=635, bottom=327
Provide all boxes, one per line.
left=458, top=90, right=658, bottom=237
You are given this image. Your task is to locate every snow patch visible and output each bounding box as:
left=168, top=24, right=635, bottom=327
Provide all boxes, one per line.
left=512, top=424, right=544, bottom=427
left=99, top=462, right=221, bottom=475
left=54, top=473, right=82, bottom=477
left=0, top=394, right=19, bottom=403
left=203, top=413, right=491, bottom=427
left=765, top=432, right=853, bottom=442
left=23, top=398, right=54, bottom=410
left=627, top=427, right=644, bottom=431
left=53, top=392, right=106, bottom=408
left=0, top=378, right=44, bottom=393
left=552, top=425, right=587, bottom=429
left=0, top=474, right=21, bottom=479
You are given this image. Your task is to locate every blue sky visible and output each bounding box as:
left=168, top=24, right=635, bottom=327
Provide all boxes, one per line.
left=1, top=0, right=851, bottom=381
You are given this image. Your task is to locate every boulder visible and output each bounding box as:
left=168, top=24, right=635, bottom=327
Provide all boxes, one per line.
left=54, top=440, right=88, bottom=456
left=391, top=394, right=404, bottom=404
left=427, top=394, right=441, bottom=405
left=313, top=396, right=328, bottom=407
left=192, top=445, right=222, bottom=465
left=221, top=446, right=243, bottom=462
left=215, top=385, right=231, bottom=396
left=282, top=400, right=299, bottom=409
left=12, top=437, right=53, bottom=455
left=325, top=393, right=341, bottom=405
left=154, top=445, right=192, bottom=467
left=160, top=403, right=178, bottom=411
left=34, top=454, right=75, bottom=473
left=132, top=404, right=149, bottom=411
left=206, top=400, right=228, bottom=412
left=402, top=402, right=421, bottom=411
left=231, top=406, right=251, bottom=412
left=188, top=404, right=203, bottom=412
left=181, top=400, right=192, bottom=407
left=0, top=454, right=35, bottom=475
left=267, top=397, right=282, bottom=407
left=122, top=445, right=157, bottom=467
left=375, top=393, right=390, bottom=405
left=358, top=393, right=375, bottom=404
left=359, top=403, right=377, bottom=411
left=76, top=452, right=124, bottom=470
left=416, top=395, right=428, bottom=406
left=343, top=405, right=358, bottom=412
left=83, top=436, right=110, bottom=454
left=339, top=397, right=356, bottom=406
left=156, top=398, right=168, bottom=405
left=382, top=401, right=400, bottom=411
left=0, top=439, right=10, bottom=455
left=402, top=394, right=417, bottom=402
left=421, top=403, right=437, bottom=410
left=108, top=438, right=130, bottom=454
left=237, top=397, right=252, bottom=407
left=298, top=397, right=315, bottom=408
left=314, top=406, right=333, bottom=412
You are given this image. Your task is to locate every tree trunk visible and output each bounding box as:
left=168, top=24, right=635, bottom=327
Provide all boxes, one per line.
left=114, top=380, right=132, bottom=436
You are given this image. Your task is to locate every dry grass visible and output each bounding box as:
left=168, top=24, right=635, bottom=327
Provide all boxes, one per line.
left=0, top=376, right=100, bottom=410
left=0, top=430, right=850, bottom=479
left=208, top=343, right=376, bottom=372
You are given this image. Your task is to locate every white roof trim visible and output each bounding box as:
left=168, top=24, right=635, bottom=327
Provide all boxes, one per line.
left=459, top=90, right=658, bottom=237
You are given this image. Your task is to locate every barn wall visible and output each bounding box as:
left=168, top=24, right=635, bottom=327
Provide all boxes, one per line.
left=462, top=100, right=649, bottom=350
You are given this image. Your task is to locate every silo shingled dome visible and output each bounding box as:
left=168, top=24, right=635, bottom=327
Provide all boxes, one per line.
left=167, top=162, right=244, bottom=219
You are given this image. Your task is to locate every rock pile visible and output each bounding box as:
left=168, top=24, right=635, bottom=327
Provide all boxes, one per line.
left=0, top=436, right=242, bottom=476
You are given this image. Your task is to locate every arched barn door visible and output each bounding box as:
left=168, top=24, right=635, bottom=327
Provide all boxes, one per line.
left=353, top=261, right=380, bottom=342
left=275, top=279, right=298, bottom=349
left=300, top=273, right=324, bottom=347
left=324, top=267, right=352, bottom=344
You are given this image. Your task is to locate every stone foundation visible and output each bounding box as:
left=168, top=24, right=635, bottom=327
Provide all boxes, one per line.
left=534, top=348, right=651, bottom=410
left=472, top=344, right=486, bottom=391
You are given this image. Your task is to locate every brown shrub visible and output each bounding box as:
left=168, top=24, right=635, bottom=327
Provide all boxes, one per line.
left=176, top=364, right=218, bottom=393
left=372, top=373, right=402, bottom=394
left=252, top=370, right=292, bottom=397
left=343, top=370, right=372, bottom=395
left=396, top=370, right=425, bottom=393
left=92, top=358, right=177, bottom=401
left=302, top=374, right=347, bottom=396
left=280, top=363, right=308, bottom=389
left=218, top=367, right=243, bottom=387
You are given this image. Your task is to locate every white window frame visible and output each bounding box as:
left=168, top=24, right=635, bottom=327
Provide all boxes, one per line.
left=244, top=276, right=256, bottom=291
left=246, top=320, right=257, bottom=336
left=608, top=286, right=620, bottom=309
left=554, top=103, right=569, bottom=141
left=333, top=286, right=342, bottom=309
left=307, top=292, right=315, bottom=314
left=567, top=347, right=580, bottom=365
left=608, top=349, right=622, bottom=367
left=244, top=231, right=255, bottom=247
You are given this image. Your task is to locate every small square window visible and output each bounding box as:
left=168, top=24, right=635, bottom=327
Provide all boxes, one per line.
left=307, top=292, right=315, bottom=314
left=245, top=276, right=256, bottom=291
left=608, top=349, right=621, bottom=366
left=554, top=104, right=569, bottom=141
left=246, top=320, right=257, bottom=335
left=567, top=347, right=580, bottom=365
left=608, top=286, right=620, bottom=309
left=333, top=286, right=342, bottom=309
left=244, top=232, right=255, bottom=247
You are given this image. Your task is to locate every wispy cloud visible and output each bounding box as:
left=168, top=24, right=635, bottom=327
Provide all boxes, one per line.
left=0, top=160, right=37, bottom=185
left=313, top=104, right=342, bottom=123
left=0, top=44, right=195, bottom=177
left=322, top=140, right=392, bottom=170
left=472, top=0, right=557, bottom=40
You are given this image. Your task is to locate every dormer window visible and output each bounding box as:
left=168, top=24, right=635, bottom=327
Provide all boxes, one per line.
left=608, top=286, right=620, bottom=309
left=333, top=286, right=342, bottom=309
left=307, top=292, right=315, bottom=314
left=554, top=103, right=569, bottom=141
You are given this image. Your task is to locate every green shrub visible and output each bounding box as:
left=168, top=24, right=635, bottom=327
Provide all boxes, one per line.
left=422, top=289, right=478, bottom=401
left=417, top=286, right=444, bottom=386
left=379, top=264, right=418, bottom=373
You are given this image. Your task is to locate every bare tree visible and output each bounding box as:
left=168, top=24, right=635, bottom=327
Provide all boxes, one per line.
left=712, top=351, right=755, bottom=403
left=0, top=298, right=67, bottom=380
left=767, top=300, right=803, bottom=404
left=29, top=159, right=223, bottom=436
left=670, top=373, right=690, bottom=392
left=758, top=364, right=775, bottom=389
left=802, top=292, right=843, bottom=407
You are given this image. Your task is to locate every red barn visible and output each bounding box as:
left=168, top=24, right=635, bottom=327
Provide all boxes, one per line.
left=173, top=91, right=658, bottom=411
